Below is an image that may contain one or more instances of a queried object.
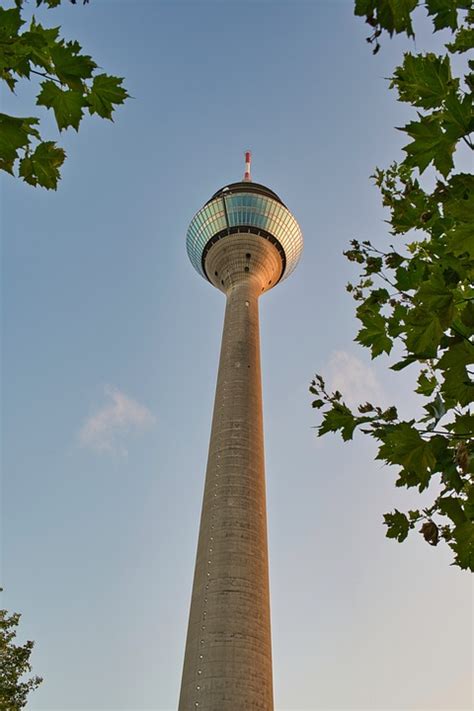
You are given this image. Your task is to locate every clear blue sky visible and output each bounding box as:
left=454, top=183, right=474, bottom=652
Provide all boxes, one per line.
left=1, top=1, right=472, bottom=710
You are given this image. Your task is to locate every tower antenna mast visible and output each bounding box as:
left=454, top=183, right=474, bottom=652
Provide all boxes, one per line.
left=243, top=149, right=252, bottom=181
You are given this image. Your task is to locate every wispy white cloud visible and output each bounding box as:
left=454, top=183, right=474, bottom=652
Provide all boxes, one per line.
left=79, top=386, right=155, bottom=455
left=328, top=350, right=386, bottom=408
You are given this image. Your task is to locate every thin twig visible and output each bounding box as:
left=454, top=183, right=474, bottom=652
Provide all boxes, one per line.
left=462, top=135, right=473, bottom=150
left=30, top=69, right=63, bottom=86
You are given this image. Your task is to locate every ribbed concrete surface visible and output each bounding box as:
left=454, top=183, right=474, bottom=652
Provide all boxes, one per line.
left=179, top=236, right=282, bottom=710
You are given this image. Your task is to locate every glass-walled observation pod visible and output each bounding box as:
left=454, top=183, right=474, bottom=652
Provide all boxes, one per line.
left=186, top=182, right=303, bottom=283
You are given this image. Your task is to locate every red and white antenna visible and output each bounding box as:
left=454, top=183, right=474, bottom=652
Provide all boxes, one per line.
left=243, top=150, right=252, bottom=182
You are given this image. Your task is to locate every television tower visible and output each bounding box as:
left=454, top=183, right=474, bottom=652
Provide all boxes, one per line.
left=179, top=153, right=303, bottom=709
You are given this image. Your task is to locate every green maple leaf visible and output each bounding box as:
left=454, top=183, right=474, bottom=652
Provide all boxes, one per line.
left=0, top=73, right=16, bottom=93
left=438, top=340, right=474, bottom=371
left=354, top=0, right=418, bottom=37
left=37, top=80, right=85, bottom=131
left=0, top=113, right=39, bottom=171
left=451, top=521, right=474, bottom=570
left=50, top=42, right=96, bottom=89
left=416, top=370, right=437, bottom=396
left=416, top=270, right=455, bottom=328
left=400, top=114, right=455, bottom=176
left=429, top=432, right=455, bottom=463
left=405, top=307, right=443, bottom=357
left=26, top=18, right=61, bottom=47
left=442, top=365, right=473, bottom=407
left=443, top=92, right=474, bottom=139
left=354, top=0, right=376, bottom=15
left=461, top=301, right=474, bottom=328
left=388, top=186, right=437, bottom=233
left=437, top=448, right=465, bottom=493
left=22, top=20, right=62, bottom=72
left=318, top=403, right=358, bottom=441
left=390, top=354, right=417, bottom=371
left=377, top=422, right=436, bottom=484
left=387, top=303, right=408, bottom=339
left=384, top=510, right=410, bottom=542
left=87, top=74, right=129, bottom=120
left=19, top=140, right=65, bottom=189
left=0, top=6, right=24, bottom=38
left=442, top=174, right=474, bottom=256
left=447, top=223, right=474, bottom=257
left=443, top=173, right=474, bottom=220
left=438, top=341, right=474, bottom=407
left=395, top=467, right=422, bottom=488
left=355, top=310, right=392, bottom=357
left=465, top=485, right=474, bottom=519
left=391, top=53, right=456, bottom=110
left=385, top=252, right=404, bottom=269
left=425, top=0, right=465, bottom=32
left=448, top=412, right=474, bottom=435
left=447, top=26, right=474, bottom=53
left=366, top=287, right=390, bottom=306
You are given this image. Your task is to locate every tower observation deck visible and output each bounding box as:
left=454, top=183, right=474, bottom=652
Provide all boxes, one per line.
left=179, top=156, right=303, bottom=710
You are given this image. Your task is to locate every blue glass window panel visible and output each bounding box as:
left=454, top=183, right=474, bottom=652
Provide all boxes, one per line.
left=186, top=192, right=303, bottom=280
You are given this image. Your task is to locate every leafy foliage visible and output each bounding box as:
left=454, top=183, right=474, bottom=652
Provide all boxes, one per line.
left=357, top=0, right=471, bottom=54
left=0, top=589, right=42, bottom=709
left=312, top=1, right=474, bottom=570
left=0, top=1, right=128, bottom=189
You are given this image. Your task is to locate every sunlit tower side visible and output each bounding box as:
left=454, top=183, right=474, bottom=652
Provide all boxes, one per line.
left=179, top=154, right=303, bottom=710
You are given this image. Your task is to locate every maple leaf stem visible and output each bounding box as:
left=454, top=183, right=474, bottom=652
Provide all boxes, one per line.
left=30, top=69, right=63, bottom=86
left=369, top=244, right=392, bottom=257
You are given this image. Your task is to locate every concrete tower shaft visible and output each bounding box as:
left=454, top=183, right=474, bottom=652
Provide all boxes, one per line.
left=178, top=247, right=275, bottom=709
left=181, top=170, right=302, bottom=709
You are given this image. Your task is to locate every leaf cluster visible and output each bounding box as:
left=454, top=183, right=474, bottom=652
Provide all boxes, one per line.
left=0, top=2, right=128, bottom=188
left=313, top=1, right=474, bottom=570
left=392, top=51, right=474, bottom=176
left=0, top=590, right=42, bottom=710
left=355, top=0, right=471, bottom=54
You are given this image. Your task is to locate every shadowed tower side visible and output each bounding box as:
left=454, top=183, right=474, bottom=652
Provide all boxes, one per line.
left=179, top=155, right=303, bottom=710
